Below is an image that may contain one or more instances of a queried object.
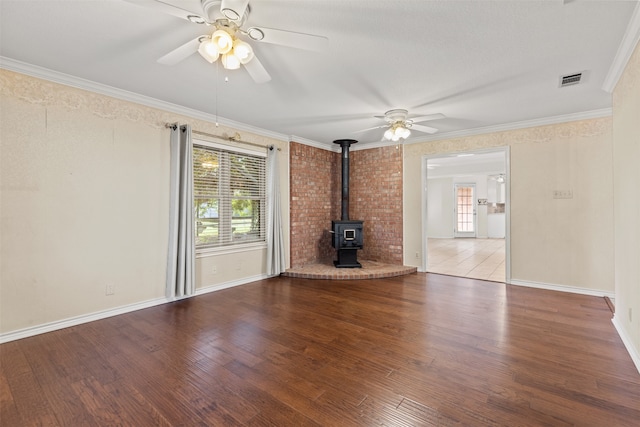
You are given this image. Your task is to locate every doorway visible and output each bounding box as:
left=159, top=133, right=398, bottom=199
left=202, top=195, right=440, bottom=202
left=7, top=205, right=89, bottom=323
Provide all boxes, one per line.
left=422, top=148, right=510, bottom=282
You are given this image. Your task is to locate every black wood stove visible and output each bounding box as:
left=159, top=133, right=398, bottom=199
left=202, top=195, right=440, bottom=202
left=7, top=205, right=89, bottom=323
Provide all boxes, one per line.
left=331, top=139, right=363, bottom=268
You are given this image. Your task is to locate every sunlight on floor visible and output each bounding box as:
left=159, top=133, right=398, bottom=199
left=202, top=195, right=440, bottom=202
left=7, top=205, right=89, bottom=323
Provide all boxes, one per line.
left=427, top=238, right=505, bottom=282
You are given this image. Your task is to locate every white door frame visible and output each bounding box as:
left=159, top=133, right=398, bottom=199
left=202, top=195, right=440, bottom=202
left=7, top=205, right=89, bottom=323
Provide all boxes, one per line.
left=421, top=146, right=511, bottom=283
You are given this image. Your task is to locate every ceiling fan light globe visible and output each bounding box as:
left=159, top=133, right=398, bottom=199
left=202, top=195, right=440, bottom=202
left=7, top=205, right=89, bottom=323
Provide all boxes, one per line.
left=400, top=127, right=411, bottom=139
left=384, top=129, right=394, bottom=140
left=221, top=53, right=241, bottom=70
left=391, top=134, right=401, bottom=142
left=198, top=39, right=220, bottom=63
left=233, top=40, right=254, bottom=63
left=212, top=29, right=233, bottom=54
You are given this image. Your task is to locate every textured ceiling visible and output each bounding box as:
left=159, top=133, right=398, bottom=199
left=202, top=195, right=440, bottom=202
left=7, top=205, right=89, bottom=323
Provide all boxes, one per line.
left=1, top=0, right=637, bottom=148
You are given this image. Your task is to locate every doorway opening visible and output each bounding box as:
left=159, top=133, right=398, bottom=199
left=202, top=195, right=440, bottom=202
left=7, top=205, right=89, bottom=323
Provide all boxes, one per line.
left=422, top=148, right=510, bottom=283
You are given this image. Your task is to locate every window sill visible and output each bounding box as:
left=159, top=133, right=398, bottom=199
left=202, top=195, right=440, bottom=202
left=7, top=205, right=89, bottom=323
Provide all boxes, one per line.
left=196, top=242, right=267, bottom=258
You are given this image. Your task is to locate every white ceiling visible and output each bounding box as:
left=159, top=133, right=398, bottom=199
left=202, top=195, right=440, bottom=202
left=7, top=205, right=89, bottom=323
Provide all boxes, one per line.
left=1, top=0, right=638, bottom=148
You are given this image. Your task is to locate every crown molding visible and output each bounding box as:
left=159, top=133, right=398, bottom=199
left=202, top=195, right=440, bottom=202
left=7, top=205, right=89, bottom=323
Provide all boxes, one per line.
left=0, top=56, right=290, bottom=142
left=290, top=135, right=340, bottom=152
left=0, top=57, right=613, bottom=150
left=348, top=108, right=612, bottom=151
left=602, top=1, right=640, bottom=93
left=403, top=108, right=612, bottom=146
left=351, top=139, right=398, bottom=151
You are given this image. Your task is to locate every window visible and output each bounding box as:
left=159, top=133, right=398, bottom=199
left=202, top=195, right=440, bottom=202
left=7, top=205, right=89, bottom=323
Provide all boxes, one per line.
left=193, top=140, right=266, bottom=249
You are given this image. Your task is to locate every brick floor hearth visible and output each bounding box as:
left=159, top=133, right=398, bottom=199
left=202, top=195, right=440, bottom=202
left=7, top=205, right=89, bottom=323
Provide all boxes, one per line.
left=283, top=260, right=417, bottom=280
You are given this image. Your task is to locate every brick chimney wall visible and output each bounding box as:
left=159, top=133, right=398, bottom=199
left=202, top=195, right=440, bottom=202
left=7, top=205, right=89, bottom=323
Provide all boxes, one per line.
left=350, top=145, right=404, bottom=264
left=289, top=141, right=340, bottom=268
left=289, top=141, right=404, bottom=268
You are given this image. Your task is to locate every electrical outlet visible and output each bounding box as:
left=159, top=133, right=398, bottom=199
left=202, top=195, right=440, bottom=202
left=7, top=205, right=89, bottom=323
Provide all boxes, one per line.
left=415, top=252, right=420, bottom=259
left=105, top=284, right=115, bottom=296
left=212, top=265, right=217, bottom=274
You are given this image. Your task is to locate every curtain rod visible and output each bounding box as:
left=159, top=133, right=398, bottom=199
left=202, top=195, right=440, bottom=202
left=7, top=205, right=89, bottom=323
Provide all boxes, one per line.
left=165, top=123, right=280, bottom=151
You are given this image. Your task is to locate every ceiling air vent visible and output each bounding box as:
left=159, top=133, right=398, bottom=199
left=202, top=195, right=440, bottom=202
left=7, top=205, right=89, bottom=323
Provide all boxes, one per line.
left=560, top=72, right=582, bottom=87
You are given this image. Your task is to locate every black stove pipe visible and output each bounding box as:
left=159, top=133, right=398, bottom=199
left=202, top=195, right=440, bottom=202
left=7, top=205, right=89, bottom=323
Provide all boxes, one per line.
left=333, top=139, right=357, bottom=221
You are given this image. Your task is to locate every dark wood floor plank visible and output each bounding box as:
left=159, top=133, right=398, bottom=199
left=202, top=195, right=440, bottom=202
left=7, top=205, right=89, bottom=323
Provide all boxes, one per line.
left=18, top=334, right=103, bottom=426
left=106, top=331, right=249, bottom=425
left=223, top=358, right=355, bottom=426
left=0, top=341, right=60, bottom=425
left=0, top=362, right=22, bottom=426
left=2, top=273, right=640, bottom=425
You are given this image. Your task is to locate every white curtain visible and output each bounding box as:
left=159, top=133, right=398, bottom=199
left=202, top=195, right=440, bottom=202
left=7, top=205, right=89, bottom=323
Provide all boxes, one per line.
left=166, top=124, right=195, bottom=299
left=266, top=146, right=286, bottom=276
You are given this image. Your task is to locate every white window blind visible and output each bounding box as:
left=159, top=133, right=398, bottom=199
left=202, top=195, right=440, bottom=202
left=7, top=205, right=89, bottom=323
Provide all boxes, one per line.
left=193, top=142, right=266, bottom=248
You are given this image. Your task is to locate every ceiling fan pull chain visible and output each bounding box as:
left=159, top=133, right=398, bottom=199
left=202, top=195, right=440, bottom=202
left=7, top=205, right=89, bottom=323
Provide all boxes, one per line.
left=215, top=61, right=219, bottom=127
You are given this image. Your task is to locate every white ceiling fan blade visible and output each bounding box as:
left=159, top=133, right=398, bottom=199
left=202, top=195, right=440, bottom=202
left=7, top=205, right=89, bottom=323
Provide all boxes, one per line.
left=411, top=124, right=439, bottom=134
left=352, top=124, right=388, bottom=134
left=157, top=37, right=201, bottom=65
left=410, top=113, right=446, bottom=123
left=124, top=0, right=203, bottom=22
left=243, top=55, right=271, bottom=83
left=249, top=27, right=328, bottom=52
left=220, top=0, right=249, bottom=21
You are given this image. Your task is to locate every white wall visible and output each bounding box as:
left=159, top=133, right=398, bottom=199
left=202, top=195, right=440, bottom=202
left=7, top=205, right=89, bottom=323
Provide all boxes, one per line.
left=509, top=133, right=614, bottom=290
left=426, top=177, right=453, bottom=238
left=404, top=117, right=615, bottom=294
left=0, top=69, right=289, bottom=337
left=612, top=39, right=640, bottom=370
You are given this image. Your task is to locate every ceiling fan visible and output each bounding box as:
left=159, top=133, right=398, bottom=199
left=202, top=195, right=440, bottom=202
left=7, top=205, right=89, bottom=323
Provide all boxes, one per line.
left=356, top=109, right=445, bottom=142
left=125, top=0, right=328, bottom=83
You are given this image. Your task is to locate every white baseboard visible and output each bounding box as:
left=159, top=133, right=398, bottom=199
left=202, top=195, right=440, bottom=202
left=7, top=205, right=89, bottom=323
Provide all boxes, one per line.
left=612, top=315, right=640, bottom=375
left=0, top=274, right=273, bottom=344
left=509, top=279, right=615, bottom=299
left=0, top=297, right=169, bottom=344
left=195, top=273, right=271, bottom=296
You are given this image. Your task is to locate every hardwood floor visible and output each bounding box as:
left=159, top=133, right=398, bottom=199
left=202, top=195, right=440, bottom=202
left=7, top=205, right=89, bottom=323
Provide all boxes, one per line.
left=2, top=273, right=639, bottom=426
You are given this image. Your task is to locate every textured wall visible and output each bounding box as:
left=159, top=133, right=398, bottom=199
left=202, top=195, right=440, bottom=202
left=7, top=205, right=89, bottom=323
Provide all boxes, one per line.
left=350, top=145, right=404, bottom=264
left=0, top=69, right=288, bottom=335
left=612, top=39, right=640, bottom=368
